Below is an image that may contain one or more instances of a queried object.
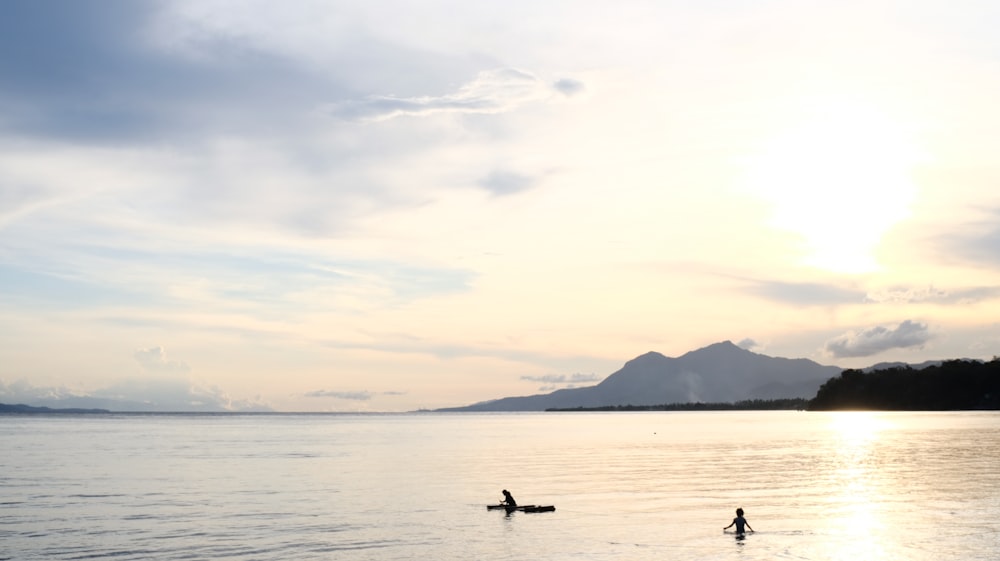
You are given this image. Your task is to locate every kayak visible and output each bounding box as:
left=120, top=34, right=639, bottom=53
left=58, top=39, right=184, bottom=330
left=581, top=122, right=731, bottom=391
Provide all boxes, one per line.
left=487, top=504, right=556, bottom=513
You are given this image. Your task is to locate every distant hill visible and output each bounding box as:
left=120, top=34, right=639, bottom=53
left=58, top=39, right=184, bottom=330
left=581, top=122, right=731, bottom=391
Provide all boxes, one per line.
left=863, top=359, right=950, bottom=372
left=438, top=341, right=843, bottom=411
left=0, top=403, right=110, bottom=414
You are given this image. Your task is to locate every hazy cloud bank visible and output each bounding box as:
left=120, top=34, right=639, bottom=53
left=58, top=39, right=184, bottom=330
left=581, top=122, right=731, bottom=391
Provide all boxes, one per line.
left=746, top=279, right=867, bottom=306
left=305, top=390, right=374, bottom=401
left=865, top=284, right=1000, bottom=305
left=0, top=378, right=269, bottom=412
left=936, top=207, right=1000, bottom=270
left=304, top=390, right=407, bottom=401
left=0, top=346, right=267, bottom=412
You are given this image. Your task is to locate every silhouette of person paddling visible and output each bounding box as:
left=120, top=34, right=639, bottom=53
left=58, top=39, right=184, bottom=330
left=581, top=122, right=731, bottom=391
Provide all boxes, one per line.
left=501, top=489, right=517, bottom=507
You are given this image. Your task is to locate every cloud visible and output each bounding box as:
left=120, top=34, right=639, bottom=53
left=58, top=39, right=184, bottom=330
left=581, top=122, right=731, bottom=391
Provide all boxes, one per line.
left=520, top=373, right=602, bottom=385
left=935, top=207, right=1000, bottom=270
left=745, top=279, right=867, bottom=306
left=553, top=78, right=585, bottom=96
left=327, top=68, right=549, bottom=122
left=0, top=378, right=76, bottom=402
left=0, top=1, right=342, bottom=143
left=304, top=390, right=375, bottom=401
left=824, top=320, right=932, bottom=358
left=479, top=170, right=536, bottom=196
left=865, top=285, right=1000, bottom=304
left=736, top=338, right=761, bottom=351
left=0, top=378, right=269, bottom=412
left=320, top=335, right=613, bottom=376
left=0, top=1, right=150, bottom=98
left=134, top=346, right=191, bottom=376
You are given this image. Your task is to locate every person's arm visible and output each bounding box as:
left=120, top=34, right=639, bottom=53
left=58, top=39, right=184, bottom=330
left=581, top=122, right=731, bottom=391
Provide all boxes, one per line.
left=723, top=519, right=734, bottom=530
left=746, top=522, right=754, bottom=532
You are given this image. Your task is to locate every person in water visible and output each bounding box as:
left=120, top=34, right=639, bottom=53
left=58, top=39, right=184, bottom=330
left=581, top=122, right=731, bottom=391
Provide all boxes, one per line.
left=723, top=507, right=754, bottom=535
left=501, top=489, right=517, bottom=507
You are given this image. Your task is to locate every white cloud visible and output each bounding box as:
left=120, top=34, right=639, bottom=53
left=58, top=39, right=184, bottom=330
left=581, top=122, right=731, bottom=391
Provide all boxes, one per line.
left=326, top=68, right=554, bottom=122
left=825, top=320, right=932, bottom=359
left=134, top=346, right=191, bottom=376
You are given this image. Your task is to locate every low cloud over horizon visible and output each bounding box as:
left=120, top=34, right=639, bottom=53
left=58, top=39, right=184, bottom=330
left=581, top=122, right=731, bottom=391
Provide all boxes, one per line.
left=0, top=378, right=270, bottom=412
left=520, top=373, right=604, bottom=391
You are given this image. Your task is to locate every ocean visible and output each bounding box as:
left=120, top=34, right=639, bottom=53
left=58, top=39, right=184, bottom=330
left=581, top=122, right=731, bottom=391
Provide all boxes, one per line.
left=2, top=411, right=999, bottom=560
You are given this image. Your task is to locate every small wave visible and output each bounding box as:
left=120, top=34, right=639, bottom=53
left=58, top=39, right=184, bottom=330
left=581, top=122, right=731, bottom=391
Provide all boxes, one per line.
left=67, top=549, right=158, bottom=560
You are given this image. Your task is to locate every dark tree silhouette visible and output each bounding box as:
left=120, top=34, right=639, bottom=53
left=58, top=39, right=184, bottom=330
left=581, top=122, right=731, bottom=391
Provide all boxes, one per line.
left=808, top=358, right=1000, bottom=410
left=548, top=398, right=810, bottom=411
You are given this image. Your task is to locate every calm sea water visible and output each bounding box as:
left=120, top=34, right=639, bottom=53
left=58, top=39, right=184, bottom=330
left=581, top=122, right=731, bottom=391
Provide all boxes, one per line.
left=2, top=411, right=999, bottom=560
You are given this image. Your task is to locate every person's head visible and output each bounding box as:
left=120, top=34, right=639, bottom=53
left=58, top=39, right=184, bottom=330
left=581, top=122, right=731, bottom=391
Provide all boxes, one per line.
left=503, top=489, right=510, bottom=495
left=736, top=508, right=744, bottom=517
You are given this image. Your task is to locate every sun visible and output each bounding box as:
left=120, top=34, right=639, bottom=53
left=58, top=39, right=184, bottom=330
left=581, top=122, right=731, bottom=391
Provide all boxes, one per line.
left=741, top=98, right=921, bottom=273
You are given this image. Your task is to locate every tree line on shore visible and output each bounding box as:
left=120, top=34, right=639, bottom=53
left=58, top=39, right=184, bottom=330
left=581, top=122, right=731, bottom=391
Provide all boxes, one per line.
left=808, top=358, right=1000, bottom=410
left=547, top=398, right=809, bottom=412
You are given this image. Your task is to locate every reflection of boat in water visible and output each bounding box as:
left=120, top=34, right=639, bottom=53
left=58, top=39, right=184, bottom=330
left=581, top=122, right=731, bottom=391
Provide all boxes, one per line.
left=487, top=504, right=556, bottom=513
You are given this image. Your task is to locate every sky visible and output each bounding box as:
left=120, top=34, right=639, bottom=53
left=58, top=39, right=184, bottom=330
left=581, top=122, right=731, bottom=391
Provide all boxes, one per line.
left=2, top=0, right=999, bottom=412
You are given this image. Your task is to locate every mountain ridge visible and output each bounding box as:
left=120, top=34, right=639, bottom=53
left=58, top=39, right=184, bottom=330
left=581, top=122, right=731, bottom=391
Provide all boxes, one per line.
left=438, top=340, right=843, bottom=412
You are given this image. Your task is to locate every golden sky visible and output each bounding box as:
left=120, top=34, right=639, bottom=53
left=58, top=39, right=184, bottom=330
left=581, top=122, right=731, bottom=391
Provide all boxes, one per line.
left=1, top=0, right=998, bottom=411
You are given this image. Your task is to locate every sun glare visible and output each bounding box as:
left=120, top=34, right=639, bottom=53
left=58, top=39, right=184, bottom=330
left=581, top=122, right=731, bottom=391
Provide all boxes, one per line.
left=829, top=411, right=890, bottom=443
left=742, top=99, right=921, bottom=273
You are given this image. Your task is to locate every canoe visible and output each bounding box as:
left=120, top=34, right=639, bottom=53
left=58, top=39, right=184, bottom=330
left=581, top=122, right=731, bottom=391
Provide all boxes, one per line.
left=487, top=504, right=556, bottom=513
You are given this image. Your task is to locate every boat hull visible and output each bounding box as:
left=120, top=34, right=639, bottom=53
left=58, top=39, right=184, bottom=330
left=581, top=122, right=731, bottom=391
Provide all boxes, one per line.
left=486, top=504, right=556, bottom=513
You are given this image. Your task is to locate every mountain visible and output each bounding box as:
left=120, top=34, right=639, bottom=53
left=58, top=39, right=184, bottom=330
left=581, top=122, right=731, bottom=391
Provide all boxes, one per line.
left=439, top=341, right=843, bottom=411
left=0, top=403, right=110, bottom=414
left=862, top=359, right=957, bottom=372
